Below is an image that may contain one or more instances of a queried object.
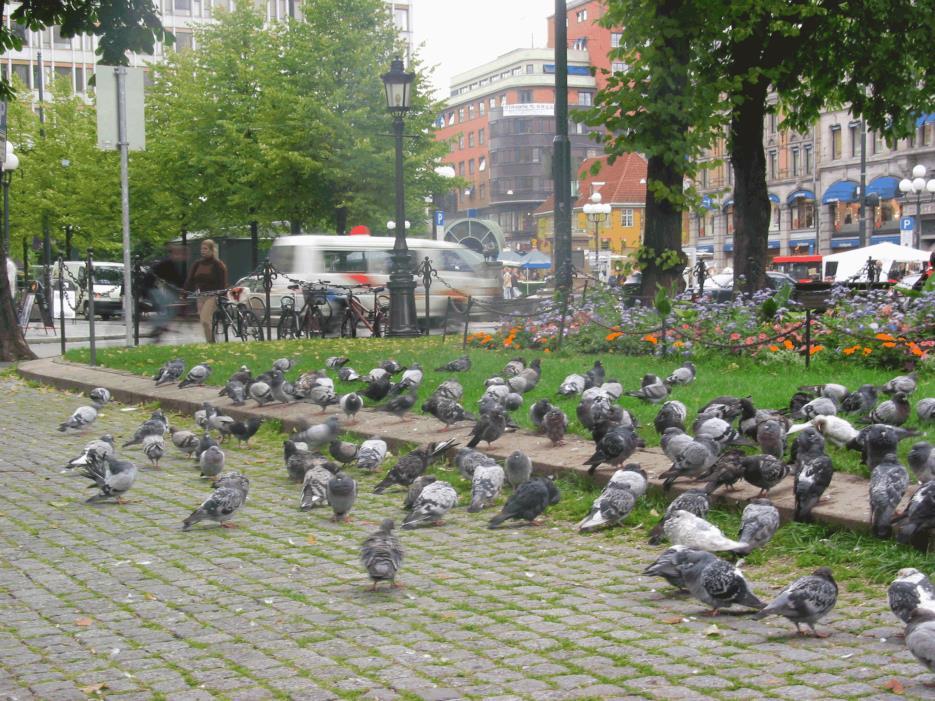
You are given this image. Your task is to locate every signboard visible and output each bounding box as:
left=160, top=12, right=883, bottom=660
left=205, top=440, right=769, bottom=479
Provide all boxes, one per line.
left=502, top=103, right=555, bottom=117
left=434, top=210, right=445, bottom=227
left=18, top=292, right=35, bottom=329
left=900, top=217, right=916, bottom=247
left=96, top=66, right=146, bottom=151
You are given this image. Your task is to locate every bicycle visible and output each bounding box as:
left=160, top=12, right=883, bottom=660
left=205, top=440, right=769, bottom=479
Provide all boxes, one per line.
left=335, top=283, right=389, bottom=338
left=277, top=280, right=333, bottom=339
left=211, top=288, right=264, bottom=342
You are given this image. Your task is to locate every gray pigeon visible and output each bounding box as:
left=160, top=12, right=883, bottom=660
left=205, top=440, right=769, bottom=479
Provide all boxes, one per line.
left=326, top=356, right=349, bottom=369
left=867, top=392, right=911, bottom=427
left=293, top=416, right=341, bottom=450
left=502, top=357, right=525, bottom=377
left=665, top=361, right=696, bottom=386
left=377, top=390, right=418, bottom=422
left=182, top=473, right=249, bottom=530
left=799, top=397, right=838, bottom=420
left=659, top=436, right=720, bottom=490
left=338, top=366, right=360, bottom=382
left=654, top=400, right=687, bottom=435
left=194, top=431, right=218, bottom=460
left=544, top=407, right=569, bottom=446
left=80, top=454, right=137, bottom=504
left=906, top=608, right=935, bottom=680
left=530, top=399, right=553, bottom=433
left=373, top=439, right=457, bottom=493
left=624, top=374, right=669, bottom=403
left=301, top=464, right=337, bottom=510
left=267, top=370, right=296, bottom=405
left=586, top=425, right=644, bottom=477
left=734, top=498, right=780, bottom=555
left=895, top=482, right=935, bottom=544
left=153, top=358, right=184, bottom=386
left=65, top=435, right=115, bottom=471
left=909, top=442, right=935, bottom=484
left=221, top=380, right=247, bottom=405
left=869, top=453, right=910, bottom=538
left=857, top=423, right=919, bottom=468
left=648, top=489, right=709, bottom=545
left=356, top=439, right=388, bottom=472
left=58, top=403, right=99, bottom=432
left=272, top=357, right=294, bottom=372
left=403, top=475, right=437, bottom=511
left=423, top=396, right=474, bottom=431
left=740, top=454, right=790, bottom=497
left=558, top=373, right=586, bottom=397
left=122, top=410, right=169, bottom=447
left=435, top=355, right=471, bottom=372
left=918, top=398, right=935, bottom=423
left=179, top=363, right=211, bottom=389
left=199, top=445, right=226, bottom=481
left=360, top=519, right=404, bottom=590
left=488, top=476, right=560, bottom=528
left=142, top=435, right=165, bottom=468
left=505, top=450, right=533, bottom=489
left=794, top=449, right=834, bottom=523
left=756, top=419, right=786, bottom=459
left=326, top=472, right=357, bottom=522
left=89, top=387, right=111, bottom=405
left=753, top=567, right=837, bottom=637
left=249, top=380, right=274, bottom=406
left=576, top=471, right=638, bottom=532
left=467, top=407, right=507, bottom=448
left=664, top=510, right=747, bottom=553
left=676, top=550, right=765, bottom=614
left=228, top=417, right=263, bottom=447
left=468, top=463, right=505, bottom=513
left=841, top=384, right=877, bottom=415
left=454, top=448, right=497, bottom=480
left=881, top=372, right=917, bottom=396
left=888, top=568, right=935, bottom=624
left=699, top=449, right=746, bottom=494
left=403, top=480, right=458, bottom=528
left=660, top=427, right=694, bottom=462
left=339, top=393, right=363, bottom=423
left=329, top=439, right=359, bottom=465
left=643, top=545, right=710, bottom=590
left=305, top=381, right=338, bottom=412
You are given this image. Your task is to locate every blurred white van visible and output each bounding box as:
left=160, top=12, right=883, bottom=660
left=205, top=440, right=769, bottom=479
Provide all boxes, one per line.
left=61, top=261, right=125, bottom=319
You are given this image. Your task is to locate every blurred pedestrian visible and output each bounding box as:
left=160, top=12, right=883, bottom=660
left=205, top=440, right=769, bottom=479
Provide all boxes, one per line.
left=147, top=242, right=187, bottom=340
left=6, top=256, right=16, bottom=300
left=184, top=239, right=228, bottom=343
left=501, top=266, right=513, bottom=300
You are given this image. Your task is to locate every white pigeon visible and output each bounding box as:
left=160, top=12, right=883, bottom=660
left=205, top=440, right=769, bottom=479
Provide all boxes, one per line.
left=58, top=403, right=100, bottom=432
left=812, top=415, right=860, bottom=448
left=402, top=480, right=458, bottom=528
left=89, top=387, right=111, bottom=405
left=663, top=510, right=747, bottom=553
left=357, top=438, right=388, bottom=472
left=558, top=374, right=586, bottom=396
left=64, top=435, right=115, bottom=472
left=468, top=463, right=505, bottom=513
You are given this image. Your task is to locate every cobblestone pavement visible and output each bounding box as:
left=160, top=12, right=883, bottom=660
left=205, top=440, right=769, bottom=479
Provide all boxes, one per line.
left=0, top=378, right=930, bottom=701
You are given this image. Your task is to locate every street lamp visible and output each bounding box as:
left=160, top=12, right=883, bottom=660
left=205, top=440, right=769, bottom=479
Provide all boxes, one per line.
left=899, top=164, right=935, bottom=249
left=2, top=141, right=19, bottom=256
left=583, top=192, right=611, bottom=277
left=382, top=57, right=419, bottom=337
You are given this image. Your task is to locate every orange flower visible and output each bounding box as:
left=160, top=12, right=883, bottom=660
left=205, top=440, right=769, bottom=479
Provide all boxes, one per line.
left=810, top=345, right=824, bottom=355
left=642, top=334, right=658, bottom=345
left=783, top=339, right=794, bottom=350
left=875, top=332, right=894, bottom=342
left=909, top=343, right=924, bottom=357
left=842, top=346, right=856, bottom=356
left=544, top=348, right=551, bottom=353
left=606, top=331, right=623, bottom=341
left=768, top=345, right=779, bottom=352
left=673, top=340, right=684, bottom=348
left=863, top=347, right=872, bottom=355
left=882, top=342, right=897, bottom=348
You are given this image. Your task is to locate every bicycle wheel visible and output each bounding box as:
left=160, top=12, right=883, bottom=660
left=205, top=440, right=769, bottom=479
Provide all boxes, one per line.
left=340, top=310, right=357, bottom=338
left=239, top=309, right=264, bottom=342
left=371, top=311, right=383, bottom=338
left=277, top=311, right=298, bottom=340
left=211, top=310, right=227, bottom=342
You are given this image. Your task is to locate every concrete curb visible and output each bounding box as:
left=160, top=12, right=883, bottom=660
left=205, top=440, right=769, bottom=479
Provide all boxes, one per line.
left=16, top=356, right=893, bottom=537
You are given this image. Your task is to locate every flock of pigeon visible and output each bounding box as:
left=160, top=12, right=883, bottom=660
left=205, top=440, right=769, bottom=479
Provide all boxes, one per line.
left=53, top=352, right=935, bottom=679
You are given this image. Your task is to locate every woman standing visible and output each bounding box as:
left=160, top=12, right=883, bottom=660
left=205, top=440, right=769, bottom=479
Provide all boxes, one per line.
left=184, top=239, right=228, bottom=343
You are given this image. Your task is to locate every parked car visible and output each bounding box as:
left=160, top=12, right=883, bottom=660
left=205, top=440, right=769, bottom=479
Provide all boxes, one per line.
left=700, top=271, right=797, bottom=301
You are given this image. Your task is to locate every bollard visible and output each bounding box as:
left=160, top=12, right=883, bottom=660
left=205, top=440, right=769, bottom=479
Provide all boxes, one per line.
left=58, top=256, right=66, bottom=355
left=461, top=297, right=473, bottom=350
left=86, top=249, right=96, bottom=366
left=261, top=258, right=278, bottom=342
left=804, top=308, right=812, bottom=369
left=417, top=256, right=437, bottom=336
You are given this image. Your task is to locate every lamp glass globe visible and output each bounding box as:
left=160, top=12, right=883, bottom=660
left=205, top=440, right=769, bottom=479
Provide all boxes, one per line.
left=899, top=178, right=913, bottom=193
left=913, top=177, right=926, bottom=191
left=912, top=164, right=927, bottom=179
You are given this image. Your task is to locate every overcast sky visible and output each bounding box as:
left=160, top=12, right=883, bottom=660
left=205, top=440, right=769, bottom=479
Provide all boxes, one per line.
left=413, top=0, right=556, bottom=99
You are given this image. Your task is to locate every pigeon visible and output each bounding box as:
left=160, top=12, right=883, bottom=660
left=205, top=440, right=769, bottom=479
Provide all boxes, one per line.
left=799, top=383, right=849, bottom=405
left=585, top=425, right=644, bottom=477
left=600, top=380, right=624, bottom=401
left=488, top=476, right=560, bottom=528
left=663, top=510, right=747, bottom=553
left=325, top=439, right=356, bottom=466
left=795, top=415, right=859, bottom=449
left=734, top=499, right=780, bottom=555
left=169, top=428, right=200, bottom=457
left=694, top=415, right=741, bottom=448
left=292, top=416, right=341, bottom=450
left=576, top=471, right=638, bottom=532
left=194, top=431, right=218, bottom=460
left=740, top=454, right=790, bottom=496
left=389, top=363, right=424, bottom=397
left=337, top=366, right=360, bottom=382
left=467, top=407, right=507, bottom=448
left=584, top=360, right=605, bottom=389
left=326, top=472, right=357, bottom=522
left=89, top=387, right=111, bottom=405
left=794, top=449, right=835, bottom=523
left=543, top=407, right=568, bottom=446
left=403, top=480, right=458, bottom=528
left=799, top=397, right=838, bottom=421
left=659, top=436, right=720, bottom=490
left=699, top=449, right=747, bottom=494
left=869, top=453, right=910, bottom=538
left=648, top=489, right=709, bottom=545
left=433, top=379, right=464, bottom=403
left=228, top=417, right=263, bottom=447
left=305, top=381, right=338, bottom=412
left=142, top=435, right=165, bottom=468
left=888, top=568, right=935, bottom=624
left=530, top=399, right=553, bottom=433
left=502, top=357, right=525, bottom=377
left=284, top=442, right=334, bottom=483
left=791, top=425, right=824, bottom=471
left=624, top=374, right=669, bottom=403
left=909, top=443, right=935, bottom=484
left=224, top=365, right=253, bottom=387
left=698, top=395, right=745, bottom=422
left=199, top=445, right=226, bottom=481
left=753, top=567, right=838, bottom=637
left=205, top=405, right=235, bottom=436
left=654, top=401, right=687, bottom=435
left=153, top=358, right=184, bottom=386
left=220, top=380, right=247, bottom=405
left=379, top=359, right=403, bottom=375
left=292, top=370, right=328, bottom=398
left=272, top=357, right=294, bottom=372
left=756, top=419, right=786, bottom=459
left=403, top=475, right=437, bottom=511
left=58, top=403, right=100, bottom=432
left=643, top=545, right=709, bottom=590
left=301, top=463, right=337, bottom=510
left=373, top=439, right=457, bottom=493
left=435, top=355, right=471, bottom=372
left=866, top=392, right=911, bottom=427
left=504, top=450, right=533, bottom=489
left=616, top=463, right=649, bottom=496
left=841, top=384, right=877, bottom=415
left=360, top=519, right=404, bottom=590
left=665, top=361, right=696, bottom=387
left=326, top=356, right=350, bottom=369
left=905, top=608, right=935, bottom=679
left=423, top=397, right=474, bottom=431
left=894, top=482, right=935, bottom=544
left=339, top=393, right=363, bottom=423
left=918, top=398, right=935, bottom=423
left=249, top=381, right=274, bottom=406
left=361, top=374, right=391, bottom=402
left=558, top=373, right=586, bottom=397
left=122, top=410, right=169, bottom=447
left=858, top=423, right=919, bottom=469
left=179, top=363, right=212, bottom=389
left=377, top=391, right=418, bottom=422
left=881, top=372, right=917, bottom=396
left=454, top=448, right=497, bottom=480
left=676, top=549, right=765, bottom=615
left=660, top=427, right=694, bottom=463
left=65, top=435, right=115, bottom=471
left=182, top=473, right=249, bottom=530
left=468, top=463, right=505, bottom=512
left=80, top=454, right=137, bottom=504
left=266, top=370, right=296, bottom=405
left=356, top=439, right=388, bottom=472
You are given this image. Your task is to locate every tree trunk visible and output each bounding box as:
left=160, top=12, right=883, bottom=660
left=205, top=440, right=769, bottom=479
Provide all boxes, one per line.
left=290, top=220, right=302, bottom=235
left=730, top=79, right=770, bottom=294
left=640, top=155, right=687, bottom=301
left=335, top=206, right=347, bottom=235
left=0, top=250, right=37, bottom=361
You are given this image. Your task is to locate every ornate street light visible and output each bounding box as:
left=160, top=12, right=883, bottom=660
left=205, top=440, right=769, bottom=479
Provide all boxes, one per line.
left=2, top=141, right=19, bottom=256
left=583, top=192, right=611, bottom=277
left=898, top=164, right=935, bottom=249
left=382, top=57, right=419, bottom=336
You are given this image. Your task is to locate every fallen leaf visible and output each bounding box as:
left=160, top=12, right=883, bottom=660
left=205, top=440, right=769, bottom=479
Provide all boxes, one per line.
left=144, top=593, right=158, bottom=601
left=79, top=682, right=108, bottom=695
left=883, top=679, right=905, bottom=694
left=306, top=534, right=317, bottom=544
left=704, top=624, right=720, bottom=636
left=49, top=501, right=67, bottom=507
left=75, top=617, right=93, bottom=627
left=661, top=616, right=683, bottom=625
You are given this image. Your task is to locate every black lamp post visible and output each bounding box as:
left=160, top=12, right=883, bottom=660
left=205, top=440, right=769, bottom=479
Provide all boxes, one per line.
left=382, top=57, right=420, bottom=337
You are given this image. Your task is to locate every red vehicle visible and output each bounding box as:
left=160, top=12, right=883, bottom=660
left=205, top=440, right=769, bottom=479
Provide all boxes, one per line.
left=771, top=255, right=823, bottom=283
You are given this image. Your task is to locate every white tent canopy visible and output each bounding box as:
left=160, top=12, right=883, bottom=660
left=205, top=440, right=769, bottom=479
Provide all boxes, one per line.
left=823, top=242, right=930, bottom=282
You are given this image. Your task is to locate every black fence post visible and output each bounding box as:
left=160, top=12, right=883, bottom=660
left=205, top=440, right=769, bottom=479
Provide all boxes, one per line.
left=441, top=297, right=451, bottom=345
left=804, top=309, right=812, bottom=369
left=556, top=289, right=570, bottom=351
left=58, top=256, right=66, bottom=355
left=22, top=239, right=29, bottom=290
left=581, top=277, right=589, bottom=306
left=260, top=258, right=277, bottom=342
left=86, top=249, right=96, bottom=367
left=417, top=256, right=437, bottom=335
left=660, top=316, right=668, bottom=357
left=461, top=296, right=473, bottom=350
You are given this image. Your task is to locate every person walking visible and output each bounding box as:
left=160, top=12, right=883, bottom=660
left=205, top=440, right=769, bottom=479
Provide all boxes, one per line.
left=147, top=242, right=187, bottom=340
left=184, top=239, right=228, bottom=343
left=501, top=266, right=513, bottom=300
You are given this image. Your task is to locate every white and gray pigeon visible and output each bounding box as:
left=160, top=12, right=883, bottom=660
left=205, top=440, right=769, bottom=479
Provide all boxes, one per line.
left=339, top=393, right=363, bottom=423
left=676, top=549, right=765, bottom=615
left=468, top=462, right=505, bottom=513
left=576, top=471, right=638, bottom=532
left=338, top=366, right=360, bottom=382
left=389, top=363, right=424, bottom=396
left=403, top=475, right=437, bottom=511
left=648, top=489, right=709, bottom=545
left=753, top=567, right=837, bottom=637
left=360, top=519, right=404, bottom=590
left=799, top=382, right=849, bottom=406
left=64, top=434, right=115, bottom=473
left=904, top=608, right=935, bottom=679
left=504, top=450, right=533, bottom=489
left=356, top=438, right=388, bottom=472
left=249, top=380, right=274, bottom=406
left=179, top=363, right=212, bottom=389
left=326, top=356, right=349, bottom=369
left=888, top=568, right=935, bottom=624
left=122, top=410, right=169, bottom=447
left=918, top=398, right=935, bottom=423
left=663, top=510, right=747, bottom=553
left=199, top=445, right=226, bottom=481
left=793, top=440, right=835, bottom=523
left=326, top=472, right=357, bottom=522
left=734, top=498, right=780, bottom=555
left=558, top=373, right=586, bottom=397
left=293, top=416, right=341, bottom=450
left=58, top=402, right=100, bottom=433
left=153, top=358, right=184, bottom=386
left=402, top=480, right=458, bottom=528
left=756, top=419, right=786, bottom=459
left=80, top=454, right=137, bottom=503
left=300, top=463, right=336, bottom=510
left=624, top=374, right=669, bottom=403
left=869, top=453, right=910, bottom=538
left=693, top=416, right=740, bottom=448
left=643, top=545, right=710, bottom=590
left=182, top=473, right=249, bottom=530
left=616, top=463, right=649, bottom=497
left=272, top=357, right=294, bottom=372
left=909, top=443, right=935, bottom=484
left=89, top=387, right=111, bottom=405
left=661, top=428, right=694, bottom=463
left=895, top=482, right=935, bottom=545
left=665, top=361, right=696, bottom=387
left=654, top=401, right=688, bottom=434
left=169, top=428, right=200, bottom=458
left=659, top=435, right=720, bottom=490
left=799, top=397, right=838, bottom=420
left=881, top=372, right=917, bottom=396
left=142, top=435, right=165, bottom=468
left=305, top=381, right=338, bottom=412
left=867, top=392, right=911, bottom=427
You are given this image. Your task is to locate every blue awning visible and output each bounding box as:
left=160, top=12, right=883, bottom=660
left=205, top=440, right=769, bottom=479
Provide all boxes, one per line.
left=787, top=189, right=816, bottom=204
left=768, top=193, right=780, bottom=204
left=916, top=113, right=935, bottom=128
left=821, top=180, right=859, bottom=205
left=830, top=237, right=860, bottom=249
left=871, top=234, right=901, bottom=245
left=696, top=244, right=714, bottom=252
left=789, top=240, right=815, bottom=253
left=768, top=239, right=780, bottom=250
left=722, top=198, right=734, bottom=211
left=866, top=176, right=900, bottom=201
left=701, top=195, right=715, bottom=210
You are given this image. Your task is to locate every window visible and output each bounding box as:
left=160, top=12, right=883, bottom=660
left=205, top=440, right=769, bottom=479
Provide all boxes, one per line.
left=500, top=94, right=507, bottom=107
left=174, top=0, right=191, bottom=11
left=468, top=159, right=475, bottom=175
left=701, top=168, right=708, bottom=188
left=468, top=104, right=475, bottom=120
left=611, top=61, right=628, bottom=74
left=611, top=32, right=622, bottom=48
left=394, top=8, right=409, bottom=31
left=323, top=251, right=367, bottom=274
left=53, top=66, right=72, bottom=89
left=620, top=209, right=633, bottom=227
left=518, top=89, right=532, bottom=103
left=804, top=144, right=812, bottom=173
left=573, top=37, right=587, bottom=51
left=478, top=128, right=485, bottom=145
left=849, top=123, right=859, bottom=157
left=174, top=30, right=193, bottom=52
left=726, top=204, right=734, bottom=235
left=467, top=132, right=474, bottom=148
left=11, top=23, right=28, bottom=46
left=601, top=239, right=611, bottom=251
left=526, top=64, right=534, bottom=74
left=770, top=204, right=780, bottom=231
left=458, top=162, right=465, bottom=177
left=478, top=157, right=486, bottom=172
left=578, top=91, right=593, bottom=106
left=52, top=26, right=71, bottom=49
left=489, top=97, right=497, bottom=109
left=830, top=126, right=842, bottom=159
left=873, top=131, right=884, bottom=154
left=12, top=63, right=29, bottom=87
left=458, top=107, right=464, bottom=123
left=576, top=9, right=588, bottom=21
left=791, top=147, right=799, bottom=177
left=479, top=101, right=485, bottom=116
left=769, top=112, right=776, bottom=134
left=458, top=134, right=464, bottom=149
left=447, top=111, right=455, bottom=126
